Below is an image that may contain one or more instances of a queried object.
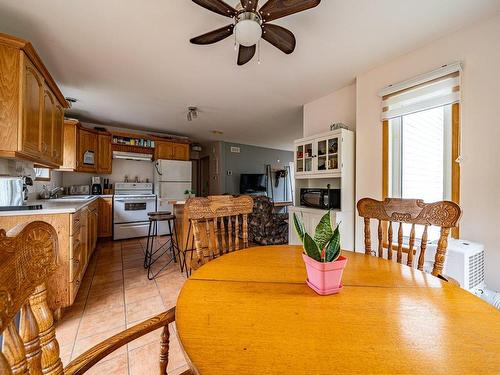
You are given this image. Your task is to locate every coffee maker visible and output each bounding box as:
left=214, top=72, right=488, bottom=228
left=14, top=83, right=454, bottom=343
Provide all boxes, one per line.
left=91, top=177, right=102, bottom=195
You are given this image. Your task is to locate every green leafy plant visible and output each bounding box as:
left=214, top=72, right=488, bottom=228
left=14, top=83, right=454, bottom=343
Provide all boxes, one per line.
left=293, top=212, right=341, bottom=263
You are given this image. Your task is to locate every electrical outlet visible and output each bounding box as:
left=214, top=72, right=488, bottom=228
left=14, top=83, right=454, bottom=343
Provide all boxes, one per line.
left=227, top=170, right=232, bottom=176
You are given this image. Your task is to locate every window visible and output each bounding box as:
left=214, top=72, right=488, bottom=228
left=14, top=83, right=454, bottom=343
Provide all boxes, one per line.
left=388, top=105, right=452, bottom=202
left=34, top=166, right=51, bottom=181
left=380, top=63, right=461, bottom=239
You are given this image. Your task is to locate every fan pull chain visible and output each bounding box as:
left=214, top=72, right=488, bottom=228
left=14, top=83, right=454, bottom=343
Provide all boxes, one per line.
left=257, top=40, right=261, bottom=64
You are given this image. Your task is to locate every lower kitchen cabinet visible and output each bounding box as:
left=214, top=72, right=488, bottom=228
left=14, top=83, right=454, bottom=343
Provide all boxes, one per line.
left=98, top=197, right=113, bottom=238
left=0, top=200, right=100, bottom=311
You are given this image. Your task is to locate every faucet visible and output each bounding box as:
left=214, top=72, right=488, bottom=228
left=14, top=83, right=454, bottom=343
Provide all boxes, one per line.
left=49, top=187, right=63, bottom=199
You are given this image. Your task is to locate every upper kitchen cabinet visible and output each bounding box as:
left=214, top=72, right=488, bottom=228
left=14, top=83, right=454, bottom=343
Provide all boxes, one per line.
left=97, top=132, right=112, bottom=174
left=0, top=33, right=69, bottom=167
left=76, top=127, right=98, bottom=173
left=294, top=129, right=354, bottom=179
left=59, top=119, right=78, bottom=171
left=154, top=140, right=190, bottom=161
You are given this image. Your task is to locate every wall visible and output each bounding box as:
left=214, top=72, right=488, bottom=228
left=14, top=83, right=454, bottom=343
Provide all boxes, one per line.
left=61, top=159, right=154, bottom=187
left=303, top=13, right=500, bottom=289
left=0, top=159, right=63, bottom=197
left=303, top=83, right=357, bottom=136
left=355, top=13, right=500, bottom=289
left=222, top=142, right=294, bottom=202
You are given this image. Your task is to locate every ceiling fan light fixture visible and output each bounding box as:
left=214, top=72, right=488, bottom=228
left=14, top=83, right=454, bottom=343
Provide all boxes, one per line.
left=234, top=12, right=262, bottom=47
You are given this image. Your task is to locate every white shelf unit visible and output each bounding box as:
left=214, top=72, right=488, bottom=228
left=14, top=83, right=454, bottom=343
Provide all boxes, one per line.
left=289, top=129, right=355, bottom=250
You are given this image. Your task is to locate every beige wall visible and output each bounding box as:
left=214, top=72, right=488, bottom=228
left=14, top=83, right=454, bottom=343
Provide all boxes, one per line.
left=355, top=13, right=500, bottom=289
left=303, top=83, right=357, bottom=136
left=303, top=13, right=500, bottom=289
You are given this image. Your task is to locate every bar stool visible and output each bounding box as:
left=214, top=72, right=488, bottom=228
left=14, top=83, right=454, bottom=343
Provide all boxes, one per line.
left=144, top=211, right=180, bottom=280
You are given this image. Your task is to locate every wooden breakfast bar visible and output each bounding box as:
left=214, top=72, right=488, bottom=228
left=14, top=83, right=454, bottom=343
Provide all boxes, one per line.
left=176, top=246, right=500, bottom=375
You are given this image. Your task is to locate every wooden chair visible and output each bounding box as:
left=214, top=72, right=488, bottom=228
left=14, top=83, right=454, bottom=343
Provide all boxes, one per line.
left=185, top=195, right=254, bottom=270
left=357, top=198, right=462, bottom=277
left=0, top=221, right=191, bottom=375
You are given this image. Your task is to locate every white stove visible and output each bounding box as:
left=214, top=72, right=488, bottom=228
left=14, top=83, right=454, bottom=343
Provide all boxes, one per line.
left=113, top=183, right=156, bottom=240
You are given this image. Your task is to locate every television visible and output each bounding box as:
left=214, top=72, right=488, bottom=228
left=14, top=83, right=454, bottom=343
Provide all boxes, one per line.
left=240, top=174, right=268, bottom=194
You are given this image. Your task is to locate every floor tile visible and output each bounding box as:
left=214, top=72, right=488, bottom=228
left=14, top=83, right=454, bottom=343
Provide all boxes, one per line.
left=84, top=290, right=124, bottom=316
left=126, top=295, right=165, bottom=324
left=124, top=283, right=160, bottom=305
left=84, top=352, right=128, bottom=375
left=78, top=304, right=125, bottom=339
left=92, top=270, right=123, bottom=286
left=87, top=279, right=124, bottom=299
left=72, top=325, right=127, bottom=361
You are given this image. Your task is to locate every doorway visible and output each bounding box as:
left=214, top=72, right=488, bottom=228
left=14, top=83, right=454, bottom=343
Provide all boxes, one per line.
left=200, top=156, right=210, bottom=197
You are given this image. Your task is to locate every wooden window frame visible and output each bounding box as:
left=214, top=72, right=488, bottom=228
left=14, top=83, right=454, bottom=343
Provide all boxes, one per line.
left=382, top=103, right=460, bottom=239
left=33, top=164, right=51, bottom=182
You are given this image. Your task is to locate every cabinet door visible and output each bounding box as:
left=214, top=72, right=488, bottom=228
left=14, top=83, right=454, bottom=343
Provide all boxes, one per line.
left=172, top=143, right=190, bottom=161
left=98, top=198, right=113, bottom=237
left=97, top=133, right=112, bottom=174
left=61, top=120, right=77, bottom=170
left=155, top=141, right=173, bottom=160
left=77, top=128, right=98, bottom=172
left=21, top=57, right=43, bottom=157
left=41, top=87, right=55, bottom=161
left=52, top=104, right=64, bottom=165
left=295, top=142, right=314, bottom=174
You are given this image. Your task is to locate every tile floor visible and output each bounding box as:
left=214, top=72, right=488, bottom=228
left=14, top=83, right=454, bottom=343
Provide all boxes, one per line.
left=55, top=237, right=189, bottom=375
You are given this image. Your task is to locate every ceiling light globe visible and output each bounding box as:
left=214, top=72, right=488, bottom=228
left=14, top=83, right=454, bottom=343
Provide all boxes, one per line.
left=235, top=19, right=262, bottom=47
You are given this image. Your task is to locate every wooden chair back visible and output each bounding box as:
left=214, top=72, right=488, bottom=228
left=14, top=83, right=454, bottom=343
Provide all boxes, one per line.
left=185, top=195, right=254, bottom=270
left=0, top=221, right=63, bottom=375
left=357, top=198, right=461, bottom=276
left=0, top=222, right=190, bottom=375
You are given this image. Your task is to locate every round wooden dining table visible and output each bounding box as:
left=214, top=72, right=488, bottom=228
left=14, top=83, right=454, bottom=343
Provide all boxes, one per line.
left=176, top=245, right=500, bottom=374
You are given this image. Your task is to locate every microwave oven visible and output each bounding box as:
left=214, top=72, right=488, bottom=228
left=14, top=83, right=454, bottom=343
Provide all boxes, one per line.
left=300, top=188, right=341, bottom=210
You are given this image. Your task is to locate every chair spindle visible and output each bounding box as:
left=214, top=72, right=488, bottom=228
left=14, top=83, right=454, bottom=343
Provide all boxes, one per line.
left=397, top=222, right=403, bottom=263
left=159, top=325, right=170, bottom=374
left=417, top=225, right=429, bottom=271
left=3, top=320, right=28, bottom=375
left=377, top=220, right=383, bottom=257
left=363, top=217, right=371, bottom=255
left=407, top=224, right=416, bottom=267
left=20, top=303, right=42, bottom=375
left=242, top=214, right=249, bottom=249
left=387, top=221, right=393, bottom=260
left=433, top=227, right=450, bottom=277
left=234, top=215, right=240, bottom=251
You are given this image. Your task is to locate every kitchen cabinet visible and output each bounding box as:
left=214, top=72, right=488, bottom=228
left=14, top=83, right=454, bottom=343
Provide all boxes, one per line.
left=77, top=127, right=98, bottom=173
left=21, top=56, right=44, bottom=158
left=59, top=119, right=78, bottom=171
left=294, top=129, right=352, bottom=179
left=41, top=85, right=55, bottom=160
left=0, top=33, right=69, bottom=166
left=52, top=104, right=64, bottom=165
left=98, top=197, right=113, bottom=237
left=154, top=140, right=190, bottom=161
left=97, top=133, right=112, bottom=174
left=172, top=142, right=190, bottom=160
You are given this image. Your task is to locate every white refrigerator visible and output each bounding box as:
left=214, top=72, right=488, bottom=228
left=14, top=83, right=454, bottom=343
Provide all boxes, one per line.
left=153, top=160, right=192, bottom=235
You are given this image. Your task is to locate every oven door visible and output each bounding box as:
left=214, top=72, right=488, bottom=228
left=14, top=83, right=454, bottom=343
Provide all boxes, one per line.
left=113, top=196, right=156, bottom=224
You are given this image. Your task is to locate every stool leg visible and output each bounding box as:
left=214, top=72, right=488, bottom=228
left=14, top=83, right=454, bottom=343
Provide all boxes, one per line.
left=145, top=220, right=153, bottom=269
left=167, top=219, right=177, bottom=263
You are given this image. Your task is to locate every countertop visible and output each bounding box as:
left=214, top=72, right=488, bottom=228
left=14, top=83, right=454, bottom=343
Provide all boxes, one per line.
left=0, top=195, right=112, bottom=216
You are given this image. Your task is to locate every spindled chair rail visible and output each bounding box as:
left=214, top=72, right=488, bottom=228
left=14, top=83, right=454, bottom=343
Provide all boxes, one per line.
left=0, top=221, right=191, bottom=375
left=357, top=198, right=461, bottom=276
left=185, top=195, right=254, bottom=270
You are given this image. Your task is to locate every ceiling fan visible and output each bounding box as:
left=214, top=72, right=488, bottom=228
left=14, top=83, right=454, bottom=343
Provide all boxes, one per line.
left=190, top=0, right=321, bottom=65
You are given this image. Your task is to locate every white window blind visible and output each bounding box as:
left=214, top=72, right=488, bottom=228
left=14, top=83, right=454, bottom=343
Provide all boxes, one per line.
left=379, top=62, right=462, bottom=121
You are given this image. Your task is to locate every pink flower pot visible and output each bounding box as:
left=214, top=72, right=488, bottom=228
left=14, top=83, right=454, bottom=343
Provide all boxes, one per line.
left=302, top=253, right=348, bottom=295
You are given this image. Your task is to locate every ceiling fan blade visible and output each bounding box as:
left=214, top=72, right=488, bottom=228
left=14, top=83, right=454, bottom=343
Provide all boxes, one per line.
left=237, top=45, right=256, bottom=65
left=190, top=24, right=234, bottom=45
left=262, top=24, right=296, bottom=54
left=241, top=0, right=259, bottom=12
left=259, top=0, right=321, bottom=22
left=192, top=0, right=237, bottom=18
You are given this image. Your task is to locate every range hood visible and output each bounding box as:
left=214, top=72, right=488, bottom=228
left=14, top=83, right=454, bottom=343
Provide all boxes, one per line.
left=112, top=151, right=153, bottom=162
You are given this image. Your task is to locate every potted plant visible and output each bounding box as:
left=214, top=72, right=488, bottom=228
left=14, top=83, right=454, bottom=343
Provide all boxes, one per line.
left=184, top=189, right=195, bottom=199
left=293, top=212, right=347, bottom=295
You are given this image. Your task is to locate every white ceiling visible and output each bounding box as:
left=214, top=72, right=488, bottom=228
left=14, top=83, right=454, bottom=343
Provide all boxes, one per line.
left=1, top=1, right=499, bottom=150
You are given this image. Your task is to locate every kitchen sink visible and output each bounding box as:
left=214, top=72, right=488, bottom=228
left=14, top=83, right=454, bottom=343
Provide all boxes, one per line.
left=53, top=195, right=94, bottom=201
